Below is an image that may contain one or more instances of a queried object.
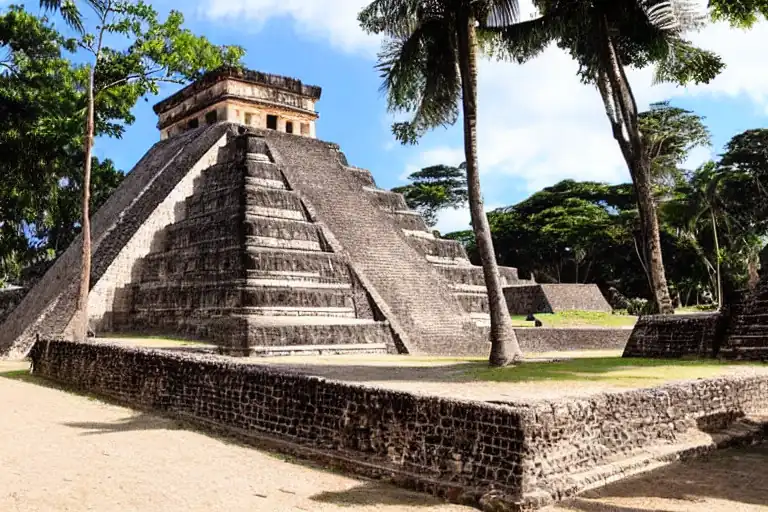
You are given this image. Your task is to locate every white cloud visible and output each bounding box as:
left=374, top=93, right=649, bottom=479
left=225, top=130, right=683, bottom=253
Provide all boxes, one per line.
left=200, top=0, right=768, bottom=195
left=397, top=146, right=466, bottom=181
left=434, top=203, right=504, bottom=235
left=201, top=0, right=377, bottom=55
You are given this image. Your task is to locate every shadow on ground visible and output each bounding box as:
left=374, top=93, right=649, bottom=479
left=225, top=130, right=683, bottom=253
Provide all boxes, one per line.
left=63, top=414, right=181, bottom=436
left=555, top=444, right=768, bottom=511
left=310, top=482, right=454, bottom=508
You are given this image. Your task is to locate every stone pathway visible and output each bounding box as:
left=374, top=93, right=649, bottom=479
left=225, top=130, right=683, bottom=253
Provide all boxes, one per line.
left=1, top=360, right=766, bottom=512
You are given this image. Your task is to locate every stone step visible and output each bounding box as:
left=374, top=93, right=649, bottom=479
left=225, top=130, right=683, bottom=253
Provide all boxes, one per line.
left=344, top=166, right=376, bottom=187
left=246, top=269, right=349, bottom=286
left=403, top=229, right=435, bottom=240
left=248, top=343, right=388, bottom=357
left=244, top=215, right=324, bottom=247
left=246, top=236, right=323, bottom=251
left=389, top=210, right=429, bottom=232
left=239, top=306, right=357, bottom=318
left=131, top=284, right=356, bottom=311
left=245, top=176, right=286, bottom=190
left=434, top=263, right=521, bottom=286
left=240, top=317, right=394, bottom=351
left=454, top=292, right=489, bottom=314
left=425, top=255, right=473, bottom=266
left=406, top=236, right=468, bottom=260
left=362, top=186, right=409, bottom=211
left=244, top=247, right=351, bottom=282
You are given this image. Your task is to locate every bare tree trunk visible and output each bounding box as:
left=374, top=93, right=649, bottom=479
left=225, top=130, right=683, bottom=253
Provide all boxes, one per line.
left=596, top=18, right=673, bottom=314
left=457, top=18, right=522, bottom=365
left=73, top=65, right=96, bottom=341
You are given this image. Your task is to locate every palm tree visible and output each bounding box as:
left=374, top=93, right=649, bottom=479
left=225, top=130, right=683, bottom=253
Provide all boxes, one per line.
left=359, top=0, right=524, bottom=365
left=491, top=0, right=723, bottom=314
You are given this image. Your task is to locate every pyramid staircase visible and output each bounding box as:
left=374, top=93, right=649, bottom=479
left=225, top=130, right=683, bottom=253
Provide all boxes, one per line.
left=721, top=279, right=768, bottom=360
left=115, top=137, right=394, bottom=356
left=347, top=165, right=532, bottom=328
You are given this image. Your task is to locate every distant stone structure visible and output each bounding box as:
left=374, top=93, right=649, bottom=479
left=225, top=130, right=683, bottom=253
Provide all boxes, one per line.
left=624, top=281, right=768, bottom=361
left=503, top=283, right=611, bottom=315
left=0, top=68, right=535, bottom=359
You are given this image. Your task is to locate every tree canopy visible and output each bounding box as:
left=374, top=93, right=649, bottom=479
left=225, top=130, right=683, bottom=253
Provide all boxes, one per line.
left=393, top=163, right=469, bottom=227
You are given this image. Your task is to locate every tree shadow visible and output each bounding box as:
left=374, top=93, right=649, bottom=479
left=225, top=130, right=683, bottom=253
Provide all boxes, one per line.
left=310, top=481, right=455, bottom=508
left=554, top=498, right=664, bottom=512
left=63, top=413, right=181, bottom=436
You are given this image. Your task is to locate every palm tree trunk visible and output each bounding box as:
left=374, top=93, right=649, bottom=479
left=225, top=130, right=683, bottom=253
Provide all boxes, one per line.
left=73, top=64, right=95, bottom=341
left=711, top=209, right=722, bottom=309
left=457, top=17, right=522, bottom=365
left=630, top=155, right=674, bottom=314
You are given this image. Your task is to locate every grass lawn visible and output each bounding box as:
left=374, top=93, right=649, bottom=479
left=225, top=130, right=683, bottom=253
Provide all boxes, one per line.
left=466, top=356, right=763, bottom=387
left=511, top=310, right=637, bottom=328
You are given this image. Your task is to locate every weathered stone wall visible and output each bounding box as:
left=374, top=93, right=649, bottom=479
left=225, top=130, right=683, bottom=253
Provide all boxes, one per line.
left=504, top=284, right=611, bottom=315
left=514, top=327, right=631, bottom=353
left=29, top=340, right=768, bottom=510
left=30, top=340, right=527, bottom=504
left=516, top=375, right=768, bottom=500
left=0, top=124, right=234, bottom=358
left=622, top=313, right=722, bottom=358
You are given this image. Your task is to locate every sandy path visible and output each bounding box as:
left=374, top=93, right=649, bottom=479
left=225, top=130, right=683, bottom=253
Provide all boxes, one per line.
left=0, top=362, right=468, bottom=512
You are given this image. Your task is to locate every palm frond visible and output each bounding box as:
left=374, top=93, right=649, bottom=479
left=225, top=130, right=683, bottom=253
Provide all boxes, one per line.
left=481, top=0, right=520, bottom=28
left=359, top=0, right=423, bottom=38
left=376, top=17, right=461, bottom=143
left=39, top=0, right=84, bottom=32
left=482, top=13, right=560, bottom=63
left=641, top=0, right=706, bottom=33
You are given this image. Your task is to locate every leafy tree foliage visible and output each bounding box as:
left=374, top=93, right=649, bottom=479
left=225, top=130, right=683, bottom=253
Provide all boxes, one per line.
left=491, top=0, right=724, bottom=314
left=39, top=0, right=244, bottom=339
left=0, top=6, right=124, bottom=285
left=445, top=128, right=768, bottom=309
left=709, top=0, right=768, bottom=27
left=392, top=163, right=468, bottom=227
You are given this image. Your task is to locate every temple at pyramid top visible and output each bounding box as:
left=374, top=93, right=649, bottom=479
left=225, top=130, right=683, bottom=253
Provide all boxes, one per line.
left=153, top=67, right=322, bottom=140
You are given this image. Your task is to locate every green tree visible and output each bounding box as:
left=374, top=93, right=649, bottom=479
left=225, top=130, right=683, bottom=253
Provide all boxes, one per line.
left=41, top=0, right=244, bottom=340
left=492, top=0, right=723, bottom=314
left=709, top=0, right=768, bottom=27
left=0, top=7, right=124, bottom=285
left=392, top=163, right=468, bottom=227
left=359, top=0, right=524, bottom=365
left=639, top=101, right=711, bottom=189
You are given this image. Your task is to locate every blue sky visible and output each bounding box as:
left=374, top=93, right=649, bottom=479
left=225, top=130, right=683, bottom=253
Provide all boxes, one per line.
left=25, top=0, right=768, bottom=233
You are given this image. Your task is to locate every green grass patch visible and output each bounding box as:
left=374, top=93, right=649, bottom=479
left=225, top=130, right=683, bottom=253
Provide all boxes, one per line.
left=511, top=310, right=637, bottom=328
left=465, top=357, right=761, bottom=387
left=97, top=333, right=212, bottom=347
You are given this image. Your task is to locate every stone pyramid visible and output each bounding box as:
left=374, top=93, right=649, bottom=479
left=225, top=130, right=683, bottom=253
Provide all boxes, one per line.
left=0, top=69, right=529, bottom=358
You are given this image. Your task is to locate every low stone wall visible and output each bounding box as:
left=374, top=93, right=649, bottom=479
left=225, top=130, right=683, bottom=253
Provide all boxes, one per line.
left=29, top=340, right=768, bottom=510
left=30, top=340, right=528, bottom=505
left=514, top=327, right=632, bottom=353
left=623, top=313, right=723, bottom=358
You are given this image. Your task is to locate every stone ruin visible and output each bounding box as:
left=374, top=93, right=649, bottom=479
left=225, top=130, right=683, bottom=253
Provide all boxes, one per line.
left=0, top=67, right=538, bottom=359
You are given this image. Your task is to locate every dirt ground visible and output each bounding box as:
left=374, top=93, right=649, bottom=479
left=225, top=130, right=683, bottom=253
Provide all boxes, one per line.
left=1, top=360, right=767, bottom=512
